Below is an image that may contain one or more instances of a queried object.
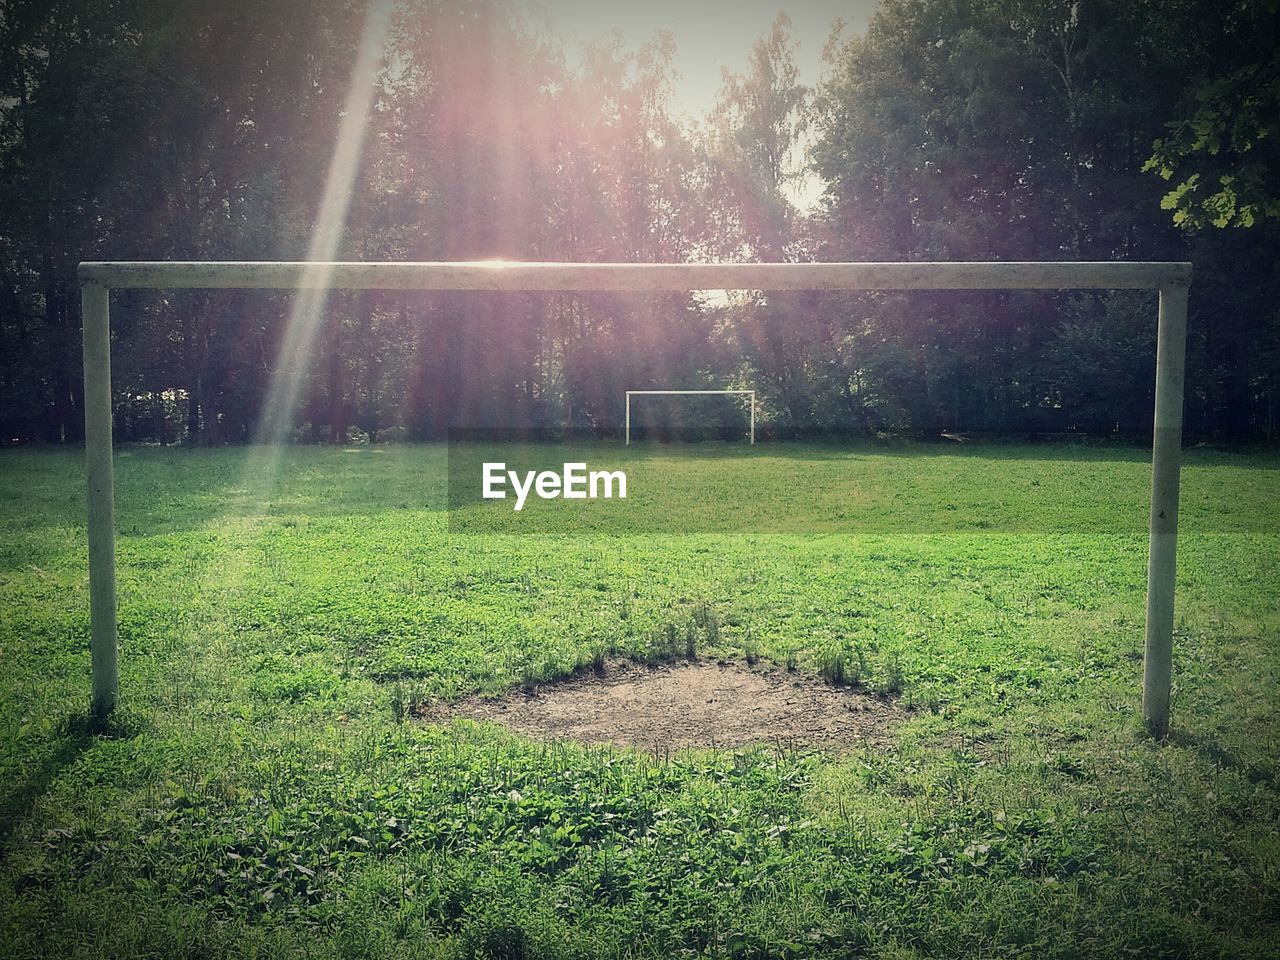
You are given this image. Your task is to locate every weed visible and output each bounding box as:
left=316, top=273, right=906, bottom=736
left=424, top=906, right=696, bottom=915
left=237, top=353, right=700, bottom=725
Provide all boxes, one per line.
left=820, top=652, right=847, bottom=686
left=390, top=681, right=408, bottom=723
left=883, top=652, right=904, bottom=697
left=692, top=601, right=719, bottom=645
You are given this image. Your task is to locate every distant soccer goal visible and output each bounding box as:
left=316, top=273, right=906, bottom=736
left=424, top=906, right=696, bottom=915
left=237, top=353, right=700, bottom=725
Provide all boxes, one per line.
left=625, top=389, right=756, bottom=445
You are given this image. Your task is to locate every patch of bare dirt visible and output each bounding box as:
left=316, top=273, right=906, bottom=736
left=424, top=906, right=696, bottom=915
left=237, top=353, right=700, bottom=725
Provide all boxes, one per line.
left=417, top=659, right=905, bottom=751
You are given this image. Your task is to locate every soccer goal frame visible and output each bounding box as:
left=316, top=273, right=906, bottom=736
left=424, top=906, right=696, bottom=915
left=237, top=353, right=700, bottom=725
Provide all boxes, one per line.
left=625, top=389, right=756, bottom=445
left=77, top=259, right=1191, bottom=736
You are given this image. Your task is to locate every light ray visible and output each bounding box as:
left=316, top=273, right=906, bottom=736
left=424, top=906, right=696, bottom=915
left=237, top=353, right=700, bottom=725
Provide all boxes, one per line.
left=253, top=0, right=394, bottom=451
left=216, top=0, right=396, bottom=632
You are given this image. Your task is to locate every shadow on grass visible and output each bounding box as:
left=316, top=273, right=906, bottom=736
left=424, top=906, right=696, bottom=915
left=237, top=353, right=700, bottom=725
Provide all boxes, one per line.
left=0, top=708, right=147, bottom=847
left=2, top=442, right=1277, bottom=566
left=1167, top=727, right=1278, bottom=789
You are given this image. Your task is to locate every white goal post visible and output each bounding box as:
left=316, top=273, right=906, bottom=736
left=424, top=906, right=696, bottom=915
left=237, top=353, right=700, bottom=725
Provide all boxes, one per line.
left=77, top=259, right=1192, bottom=737
left=625, top=389, right=756, bottom=445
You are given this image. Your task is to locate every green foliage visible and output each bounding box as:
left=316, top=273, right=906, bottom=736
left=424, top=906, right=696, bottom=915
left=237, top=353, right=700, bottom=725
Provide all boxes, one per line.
left=2, top=0, right=1277, bottom=449
left=1145, top=2, right=1280, bottom=230
left=813, top=0, right=1280, bottom=441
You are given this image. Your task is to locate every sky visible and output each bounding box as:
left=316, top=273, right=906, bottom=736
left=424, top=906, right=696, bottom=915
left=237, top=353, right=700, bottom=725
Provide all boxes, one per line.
left=529, top=0, right=879, bottom=121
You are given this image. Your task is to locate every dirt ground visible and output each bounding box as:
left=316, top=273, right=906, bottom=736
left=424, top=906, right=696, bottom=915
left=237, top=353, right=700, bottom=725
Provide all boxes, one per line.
left=417, top=659, right=905, bottom=751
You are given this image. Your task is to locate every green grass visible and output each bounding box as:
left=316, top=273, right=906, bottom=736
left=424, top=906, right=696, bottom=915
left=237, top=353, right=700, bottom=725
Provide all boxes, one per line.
left=1, top=442, right=1278, bottom=959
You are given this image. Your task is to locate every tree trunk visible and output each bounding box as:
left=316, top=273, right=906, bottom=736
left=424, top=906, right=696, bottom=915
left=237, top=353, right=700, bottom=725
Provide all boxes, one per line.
left=43, top=254, right=81, bottom=443
left=360, top=293, right=379, bottom=441
left=183, top=294, right=201, bottom=443
left=328, top=306, right=345, bottom=444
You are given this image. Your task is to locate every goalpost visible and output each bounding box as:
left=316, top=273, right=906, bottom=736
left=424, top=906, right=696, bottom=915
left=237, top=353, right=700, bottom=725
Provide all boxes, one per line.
left=78, top=260, right=1191, bottom=736
left=625, top=389, right=756, bottom=445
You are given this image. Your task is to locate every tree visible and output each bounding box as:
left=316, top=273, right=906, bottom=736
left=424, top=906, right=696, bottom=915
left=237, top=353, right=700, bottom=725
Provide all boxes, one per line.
left=706, top=13, right=809, bottom=261
left=1145, top=1, right=1280, bottom=230
left=811, top=0, right=1280, bottom=439
left=0, top=0, right=366, bottom=443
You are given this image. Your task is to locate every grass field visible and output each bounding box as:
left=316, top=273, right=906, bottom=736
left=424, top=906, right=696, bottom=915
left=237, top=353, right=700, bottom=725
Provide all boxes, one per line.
left=1, top=442, right=1278, bottom=959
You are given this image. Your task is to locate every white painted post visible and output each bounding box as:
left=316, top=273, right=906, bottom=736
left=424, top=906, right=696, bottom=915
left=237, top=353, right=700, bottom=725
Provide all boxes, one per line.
left=82, top=282, right=118, bottom=717
left=1143, top=282, right=1189, bottom=738
left=749, top=391, right=756, bottom=444
left=625, top=392, right=631, bottom=446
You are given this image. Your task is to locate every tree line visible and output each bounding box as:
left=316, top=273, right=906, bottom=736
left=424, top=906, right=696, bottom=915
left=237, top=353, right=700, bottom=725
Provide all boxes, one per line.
left=1, top=0, right=1277, bottom=445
